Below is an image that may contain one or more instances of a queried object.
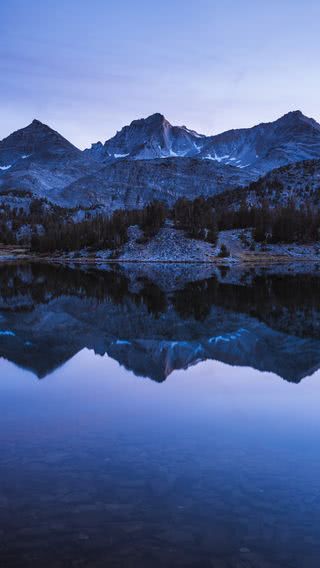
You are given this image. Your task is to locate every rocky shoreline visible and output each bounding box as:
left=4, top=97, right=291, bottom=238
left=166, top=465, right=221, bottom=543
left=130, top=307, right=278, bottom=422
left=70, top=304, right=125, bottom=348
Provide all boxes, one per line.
left=2, top=227, right=320, bottom=268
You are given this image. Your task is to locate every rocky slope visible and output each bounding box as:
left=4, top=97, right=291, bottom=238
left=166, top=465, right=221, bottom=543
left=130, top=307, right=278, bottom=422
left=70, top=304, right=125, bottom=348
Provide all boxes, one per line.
left=59, top=156, right=253, bottom=209
left=0, top=119, right=80, bottom=165
left=212, top=158, right=320, bottom=210
left=0, top=121, right=252, bottom=210
left=86, top=112, right=206, bottom=160
left=1, top=110, right=320, bottom=212
left=0, top=120, right=97, bottom=205
left=200, top=110, right=320, bottom=175
left=87, top=110, right=320, bottom=176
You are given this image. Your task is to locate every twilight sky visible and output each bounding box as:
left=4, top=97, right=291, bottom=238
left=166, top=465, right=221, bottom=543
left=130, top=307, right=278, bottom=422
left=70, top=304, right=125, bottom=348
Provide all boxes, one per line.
left=1, top=0, right=320, bottom=148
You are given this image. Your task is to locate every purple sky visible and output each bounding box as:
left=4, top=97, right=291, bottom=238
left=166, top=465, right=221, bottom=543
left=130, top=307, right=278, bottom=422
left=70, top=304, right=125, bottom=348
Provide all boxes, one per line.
left=1, top=0, right=320, bottom=148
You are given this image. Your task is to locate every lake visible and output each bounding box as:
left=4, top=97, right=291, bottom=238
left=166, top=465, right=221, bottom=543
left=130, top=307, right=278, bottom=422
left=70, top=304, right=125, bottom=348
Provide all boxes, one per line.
left=0, top=262, right=320, bottom=567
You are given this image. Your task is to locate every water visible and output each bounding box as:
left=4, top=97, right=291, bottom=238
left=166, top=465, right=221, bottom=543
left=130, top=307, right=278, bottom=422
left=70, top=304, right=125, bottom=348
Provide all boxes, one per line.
left=0, top=262, right=320, bottom=567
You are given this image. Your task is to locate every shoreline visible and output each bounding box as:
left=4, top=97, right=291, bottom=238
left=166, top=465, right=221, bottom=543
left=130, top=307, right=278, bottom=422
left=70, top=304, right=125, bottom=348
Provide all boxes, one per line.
left=1, top=252, right=320, bottom=267
left=1, top=229, right=320, bottom=267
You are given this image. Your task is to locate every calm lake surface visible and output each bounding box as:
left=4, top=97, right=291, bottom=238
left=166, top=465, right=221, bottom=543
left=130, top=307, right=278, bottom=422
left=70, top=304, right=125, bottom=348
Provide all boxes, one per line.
left=0, top=263, right=320, bottom=567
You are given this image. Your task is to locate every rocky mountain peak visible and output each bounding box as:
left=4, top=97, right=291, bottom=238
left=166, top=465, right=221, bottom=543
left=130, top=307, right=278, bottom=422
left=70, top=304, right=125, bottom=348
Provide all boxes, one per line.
left=89, top=112, right=204, bottom=160
left=275, top=109, right=320, bottom=130
left=0, top=119, right=80, bottom=166
left=282, top=109, right=303, bottom=119
left=144, top=112, right=166, bottom=123
left=31, top=118, right=44, bottom=126
left=2, top=109, right=320, bottom=211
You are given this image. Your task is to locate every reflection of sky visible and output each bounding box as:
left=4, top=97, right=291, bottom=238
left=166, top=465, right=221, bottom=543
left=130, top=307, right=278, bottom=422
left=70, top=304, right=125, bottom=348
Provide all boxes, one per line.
left=1, top=350, right=320, bottom=565
left=1, top=349, right=320, bottom=447
left=1, top=0, right=320, bottom=147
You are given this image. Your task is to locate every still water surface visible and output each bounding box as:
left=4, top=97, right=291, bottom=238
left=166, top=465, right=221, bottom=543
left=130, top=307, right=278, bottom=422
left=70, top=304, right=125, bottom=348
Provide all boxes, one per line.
left=0, top=263, right=320, bottom=567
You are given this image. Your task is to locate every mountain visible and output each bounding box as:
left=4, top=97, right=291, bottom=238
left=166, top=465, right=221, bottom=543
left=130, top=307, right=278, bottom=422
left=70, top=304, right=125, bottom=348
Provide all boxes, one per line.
left=0, top=119, right=97, bottom=203
left=1, top=110, right=320, bottom=212
left=211, top=158, right=320, bottom=210
left=0, top=119, right=253, bottom=209
left=200, top=110, right=320, bottom=174
left=0, top=119, right=80, bottom=167
left=59, top=157, right=253, bottom=209
left=87, top=110, right=320, bottom=177
left=86, top=113, right=205, bottom=161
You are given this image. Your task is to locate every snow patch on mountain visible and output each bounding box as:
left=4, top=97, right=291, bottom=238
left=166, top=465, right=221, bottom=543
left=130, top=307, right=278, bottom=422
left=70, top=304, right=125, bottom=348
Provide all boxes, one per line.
left=203, top=152, right=231, bottom=163
left=1, top=110, right=320, bottom=211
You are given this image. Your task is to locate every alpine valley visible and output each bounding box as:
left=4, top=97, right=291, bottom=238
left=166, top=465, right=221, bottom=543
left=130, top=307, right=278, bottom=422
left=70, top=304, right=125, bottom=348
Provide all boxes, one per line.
left=1, top=109, right=320, bottom=261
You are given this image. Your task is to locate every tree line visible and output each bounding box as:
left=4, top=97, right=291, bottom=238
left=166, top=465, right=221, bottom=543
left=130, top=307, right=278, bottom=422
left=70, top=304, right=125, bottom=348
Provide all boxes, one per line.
left=1, top=192, right=320, bottom=252
left=30, top=201, right=171, bottom=253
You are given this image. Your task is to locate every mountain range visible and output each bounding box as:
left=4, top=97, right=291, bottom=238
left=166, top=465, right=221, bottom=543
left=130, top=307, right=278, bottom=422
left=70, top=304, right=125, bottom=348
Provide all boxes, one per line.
left=86, top=110, right=320, bottom=173
left=1, top=110, right=320, bottom=211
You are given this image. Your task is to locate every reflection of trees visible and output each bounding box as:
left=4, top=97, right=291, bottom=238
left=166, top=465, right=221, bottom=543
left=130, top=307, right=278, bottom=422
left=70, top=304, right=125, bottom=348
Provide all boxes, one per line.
left=0, top=264, right=167, bottom=318
left=172, top=274, right=320, bottom=338
left=0, top=264, right=131, bottom=306
left=1, top=263, right=320, bottom=338
left=132, top=278, right=167, bottom=317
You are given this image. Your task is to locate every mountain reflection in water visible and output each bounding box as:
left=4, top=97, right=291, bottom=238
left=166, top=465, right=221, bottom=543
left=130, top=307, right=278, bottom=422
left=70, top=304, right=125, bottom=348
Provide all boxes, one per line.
left=0, top=262, right=320, bottom=382
left=1, top=262, right=320, bottom=568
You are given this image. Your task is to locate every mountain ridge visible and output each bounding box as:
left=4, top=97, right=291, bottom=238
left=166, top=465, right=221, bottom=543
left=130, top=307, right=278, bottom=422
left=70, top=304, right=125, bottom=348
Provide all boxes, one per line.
left=86, top=109, right=320, bottom=174
left=85, top=112, right=206, bottom=161
left=1, top=110, right=320, bottom=211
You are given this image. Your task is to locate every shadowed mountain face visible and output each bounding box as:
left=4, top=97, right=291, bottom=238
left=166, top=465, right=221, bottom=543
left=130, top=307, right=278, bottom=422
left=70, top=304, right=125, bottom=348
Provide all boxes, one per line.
left=0, top=119, right=81, bottom=166
left=200, top=110, right=320, bottom=175
left=87, top=110, right=320, bottom=175
left=0, top=120, right=252, bottom=209
left=60, top=157, right=253, bottom=210
left=1, top=111, right=320, bottom=211
left=1, top=263, right=320, bottom=382
left=87, top=113, right=206, bottom=160
left=210, top=158, right=320, bottom=211
left=0, top=120, right=97, bottom=204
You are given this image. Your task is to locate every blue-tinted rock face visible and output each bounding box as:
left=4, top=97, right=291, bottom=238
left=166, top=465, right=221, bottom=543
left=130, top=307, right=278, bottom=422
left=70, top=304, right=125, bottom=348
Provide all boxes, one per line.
left=91, top=112, right=206, bottom=160
left=199, top=110, right=320, bottom=174
left=87, top=110, right=320, bottom=175
left=1, top=110, right=320, bottom=211
left=0, top=119, right=81, bottom=165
